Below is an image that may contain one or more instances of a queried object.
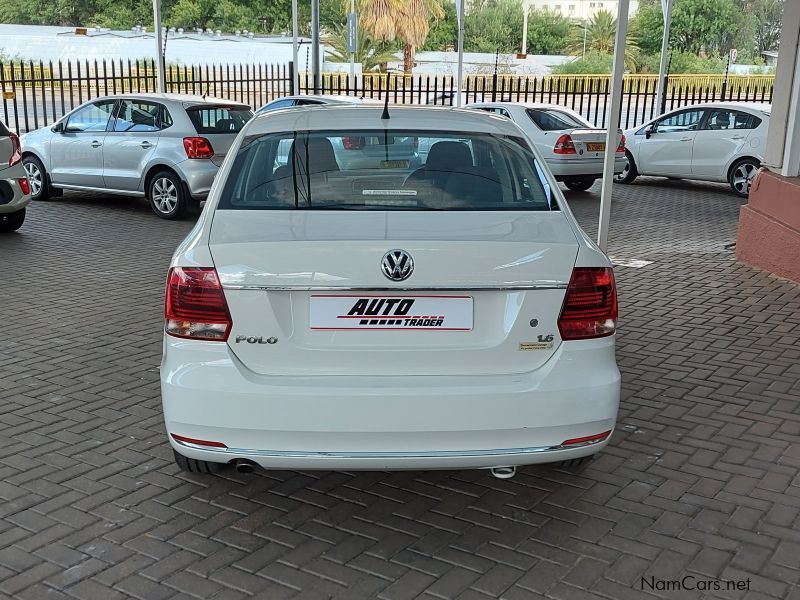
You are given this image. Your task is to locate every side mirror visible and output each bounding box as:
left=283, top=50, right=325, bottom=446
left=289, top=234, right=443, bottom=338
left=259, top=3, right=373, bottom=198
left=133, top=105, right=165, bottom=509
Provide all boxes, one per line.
left=52, top=122, right=64, bottom=133
left=645, top=124, right=656, bottom=139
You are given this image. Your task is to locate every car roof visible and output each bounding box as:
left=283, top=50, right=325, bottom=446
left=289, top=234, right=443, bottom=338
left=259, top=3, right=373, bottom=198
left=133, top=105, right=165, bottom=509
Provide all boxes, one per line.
left=91, top=93, right=251, bottom=108
left=269, top=95, right=379, bottom=104
left=467, top=101, right=576, bottom=110
left=248, top=105, right=523, bottom=136
left=666, top=101, right=771, bottom=114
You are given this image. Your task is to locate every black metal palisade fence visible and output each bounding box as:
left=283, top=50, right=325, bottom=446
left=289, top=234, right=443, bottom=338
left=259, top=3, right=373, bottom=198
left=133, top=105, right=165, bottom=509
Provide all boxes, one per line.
left=0, top=58, right=774, bottom=133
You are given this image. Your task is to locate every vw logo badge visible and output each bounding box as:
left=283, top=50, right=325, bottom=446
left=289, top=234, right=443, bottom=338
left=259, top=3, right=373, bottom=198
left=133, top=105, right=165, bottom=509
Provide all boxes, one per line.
left=381, top=249, right=414, bottom=281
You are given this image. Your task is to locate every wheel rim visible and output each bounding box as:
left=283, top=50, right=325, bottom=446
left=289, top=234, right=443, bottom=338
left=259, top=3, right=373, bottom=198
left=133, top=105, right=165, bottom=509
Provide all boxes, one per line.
left=23, top=162, right=42, bottom=196
left=152, top=177, right=178, bottom=214
left=732, top=162, right=757, bottom=194
left=614, top=156, right=630, bottom=182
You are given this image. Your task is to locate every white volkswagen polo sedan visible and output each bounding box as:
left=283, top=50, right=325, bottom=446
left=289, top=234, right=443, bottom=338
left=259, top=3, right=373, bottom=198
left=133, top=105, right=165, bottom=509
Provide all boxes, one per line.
left=160, top=106, right=620, bottom=477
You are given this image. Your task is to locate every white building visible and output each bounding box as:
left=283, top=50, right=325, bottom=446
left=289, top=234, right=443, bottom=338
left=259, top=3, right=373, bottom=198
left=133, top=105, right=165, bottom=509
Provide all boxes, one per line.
left=527, top=0, right=639, bottom=20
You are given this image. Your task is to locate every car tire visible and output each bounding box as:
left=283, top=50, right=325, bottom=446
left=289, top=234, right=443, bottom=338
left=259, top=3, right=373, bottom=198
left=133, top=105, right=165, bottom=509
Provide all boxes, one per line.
left=0, top=208, right=25, bottom=232
left=173, top=450, right=226, bottom=474
left=614, top=151, right=638, bottom=184
left=22, top=155, right=51, bottom=201
left=563, top=177, right=595, bottom=192
left=148, top=171, right=188, bottom=220
left=729, top=157, right=760, bottom=198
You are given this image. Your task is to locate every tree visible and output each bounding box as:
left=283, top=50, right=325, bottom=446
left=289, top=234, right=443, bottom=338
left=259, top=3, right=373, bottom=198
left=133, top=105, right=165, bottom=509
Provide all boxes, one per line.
left=525, top=10, right=572, bottom=55
left=569, top=10, right=639, bottom=71
left=326, top=24, right=398, bottom=71
left=355, top=0, right=444, bottom=72
left=749, top=0, right=783, bottom=54
left=422, top=0, right=457, bottom=50
left=463, top=0, right=523, bottom=53
left=629, top=0, right=664, bottom=55
left=670, top=0, right=739, bottom=54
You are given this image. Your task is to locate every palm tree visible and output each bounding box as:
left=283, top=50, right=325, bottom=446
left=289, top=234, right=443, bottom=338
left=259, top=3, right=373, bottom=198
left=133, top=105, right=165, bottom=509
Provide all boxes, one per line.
left=570, top=10, right=639, bottom=71
left=326, top=25, right=399, bottom=72
left=352, top=0, right=444, bottom=73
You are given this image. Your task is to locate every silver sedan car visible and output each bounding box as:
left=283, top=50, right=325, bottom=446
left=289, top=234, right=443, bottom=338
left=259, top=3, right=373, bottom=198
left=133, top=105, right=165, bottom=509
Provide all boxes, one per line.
left=0, top=121, right=30, bottom=233
left=21, top=94, right=253, bottom=219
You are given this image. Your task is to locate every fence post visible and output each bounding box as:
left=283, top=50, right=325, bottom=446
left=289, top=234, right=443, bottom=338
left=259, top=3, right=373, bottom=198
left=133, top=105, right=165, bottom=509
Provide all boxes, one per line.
left=288, top=61, right=295, bottom=95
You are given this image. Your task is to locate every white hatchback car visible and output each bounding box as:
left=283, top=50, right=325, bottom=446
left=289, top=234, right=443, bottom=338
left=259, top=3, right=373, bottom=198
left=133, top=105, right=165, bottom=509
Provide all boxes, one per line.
left=160, top=106, right=620, bottom=477
left=466, top=102, right=625, bottom=191
left=617, top=102, right=770, bottom=197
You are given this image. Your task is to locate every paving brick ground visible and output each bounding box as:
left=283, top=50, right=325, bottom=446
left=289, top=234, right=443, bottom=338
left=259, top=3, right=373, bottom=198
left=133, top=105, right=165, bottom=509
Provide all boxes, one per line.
left=0, top=177, right=799, bottom=600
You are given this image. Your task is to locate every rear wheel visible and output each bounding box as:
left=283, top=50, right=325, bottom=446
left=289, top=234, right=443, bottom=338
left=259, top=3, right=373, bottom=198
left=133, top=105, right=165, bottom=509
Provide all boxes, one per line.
left=563, top=177, right=595, bottom=192
left=0, top=208, right=25, bottom=232
left=729, top=158, right=760, bottom=198
left=614, top=151, right=638, bottom=184
left=22, top=155, right=50, bottom=201
left=148, top=170, right=187, bottom=219
left=173, top=450, right=226, bottom=474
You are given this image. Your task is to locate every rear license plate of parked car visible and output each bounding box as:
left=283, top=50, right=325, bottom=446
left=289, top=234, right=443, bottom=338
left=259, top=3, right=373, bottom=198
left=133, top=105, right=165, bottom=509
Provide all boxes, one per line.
left=310, top=295, right=473, bottom=330
left=381, top=160, right=410, bottom=168
left=586, top=143, right=605, bottom=152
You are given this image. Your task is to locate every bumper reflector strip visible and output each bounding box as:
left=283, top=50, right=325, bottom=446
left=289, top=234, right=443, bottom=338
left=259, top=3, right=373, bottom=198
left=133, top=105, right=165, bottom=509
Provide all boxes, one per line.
left=560, top=430, right=611, bottom=447
left=171, top=434, right=227, bottom=449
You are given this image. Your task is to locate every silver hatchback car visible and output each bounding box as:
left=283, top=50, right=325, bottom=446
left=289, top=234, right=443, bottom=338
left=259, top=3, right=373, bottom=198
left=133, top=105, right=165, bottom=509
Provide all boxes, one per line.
left=21, top=94, right=253, bottom=219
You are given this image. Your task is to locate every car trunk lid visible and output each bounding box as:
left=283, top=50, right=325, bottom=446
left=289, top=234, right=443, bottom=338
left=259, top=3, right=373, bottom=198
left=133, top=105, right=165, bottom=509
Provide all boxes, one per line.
left=208, top=210, right=580, bottom=376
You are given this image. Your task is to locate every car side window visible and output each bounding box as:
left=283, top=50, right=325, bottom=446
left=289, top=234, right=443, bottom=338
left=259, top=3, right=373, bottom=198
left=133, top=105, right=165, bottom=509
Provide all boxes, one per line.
left=64, top=100, right=116, bottom=133
left=297, top=99, right=324, bottom=106
left=653, top=109, right=704, bottom=133
left=703, top=109, right=761, bottom=131
left=113, top=100, right=163, bottom=132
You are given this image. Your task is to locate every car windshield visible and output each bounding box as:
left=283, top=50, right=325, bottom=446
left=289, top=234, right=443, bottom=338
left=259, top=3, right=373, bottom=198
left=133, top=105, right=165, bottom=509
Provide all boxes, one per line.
left=218, top=130, right=553, bottom=211
left=186, top=105, right=253, bottom=134
left=526, top=109, right=585, bottom=131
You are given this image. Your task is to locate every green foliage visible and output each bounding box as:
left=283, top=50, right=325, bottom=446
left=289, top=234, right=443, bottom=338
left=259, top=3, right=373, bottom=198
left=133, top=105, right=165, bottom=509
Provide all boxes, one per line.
left=421, top=0, right=458, bottom=50
left=568, top=10, right=639, bottom=71
left=551, top=51, right=613, bottom=74
left=629, top=1, right=664, bottom=55
left=326, top=24, right=398, bottom=71
left=463, top=0, right=523, bottom=53
left=670, top=0, right=739, bottom=54
left=525, top=10, right=572, bottom=55
left=637, top=51, right=728, bottom=73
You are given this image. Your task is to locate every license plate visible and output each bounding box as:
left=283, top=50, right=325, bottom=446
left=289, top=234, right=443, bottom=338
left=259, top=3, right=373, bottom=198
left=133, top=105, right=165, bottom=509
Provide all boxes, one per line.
left=381, top=160, right=409, bottom=168
left=586, top=143, right=605, bottom=152
left=310, top=295, right=473, bottom=330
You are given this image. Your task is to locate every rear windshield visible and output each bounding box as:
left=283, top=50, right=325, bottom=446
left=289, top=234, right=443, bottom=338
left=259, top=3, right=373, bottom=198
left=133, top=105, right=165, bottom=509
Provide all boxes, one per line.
left=527, top=109, right=585, bottom=131
left=186, top=105, right=253, bottom=134
left=218, top=130, right=553, bottom=211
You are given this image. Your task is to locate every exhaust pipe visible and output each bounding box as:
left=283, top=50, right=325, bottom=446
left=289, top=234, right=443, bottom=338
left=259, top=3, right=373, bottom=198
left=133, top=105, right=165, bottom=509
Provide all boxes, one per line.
left=233, top=459, right=257, bottom=474
left=490, top=466, right=516, bottom=479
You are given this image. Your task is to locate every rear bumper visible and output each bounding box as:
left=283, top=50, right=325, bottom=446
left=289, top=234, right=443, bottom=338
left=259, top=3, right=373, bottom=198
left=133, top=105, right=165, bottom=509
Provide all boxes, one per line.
left=0, top=174, right=30, bottom=213
left=161, top=335, right=621, bottom=470
left=174, top=159, right=220, bottom=199
left=546, top=156, right=627, bottom=178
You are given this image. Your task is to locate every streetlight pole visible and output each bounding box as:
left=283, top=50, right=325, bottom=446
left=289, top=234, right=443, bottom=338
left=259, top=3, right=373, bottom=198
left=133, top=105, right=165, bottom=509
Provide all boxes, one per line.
left=152, top=0, right=166, bottom=93
left=456, top=0, right=465, bottom=106
left=655, top=0, right=672, bottom=115
left=291, top=0, right=299, bottom=93
left=349, top=0, right=357, bottom=80
left=583, top=19, right=588, bottom=58
left=311, top=0, right=320, bottom=94
left=597, top=0, right=630, bottom=252
left=521, top=0, right=529, bottom=55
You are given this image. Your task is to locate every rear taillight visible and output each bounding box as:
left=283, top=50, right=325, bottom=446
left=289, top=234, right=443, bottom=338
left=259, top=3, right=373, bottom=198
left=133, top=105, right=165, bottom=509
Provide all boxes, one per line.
left=183, top=137, right=214, bottom=159
left=616, top=134, right=626, bottom=153
left=165, top=267, right=232, bottom=341
left=18, top=177, right=30, bottom=195
left=342, top=136, right=365, bottom=150
left=8, top=132, right=21, bottom=166
left=553, top=134, right=576, bottom=155
left=557, top=267, right=617, bottom=340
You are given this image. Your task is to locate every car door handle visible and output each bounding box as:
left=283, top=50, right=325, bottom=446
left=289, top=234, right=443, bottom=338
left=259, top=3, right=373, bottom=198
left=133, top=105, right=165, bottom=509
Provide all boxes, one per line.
left=90, top=140, right=102, bottom=148
left=679, top=137, right=692, bottom=142
left=140, top=141, right=153, bottom=149
left=732, top=135, right=746, bottom=140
